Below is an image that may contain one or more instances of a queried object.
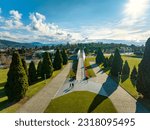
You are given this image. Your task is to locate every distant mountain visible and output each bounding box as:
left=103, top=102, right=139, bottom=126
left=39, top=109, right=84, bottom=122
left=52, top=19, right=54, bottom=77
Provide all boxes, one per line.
left=0, top=38, right=145, bottom=48
left=81, top=38, right=146, bottom=46
left=98, top=39, right=146, bottom=46
left=31, top=42, right=43, bottom=46
left=0, top=39, right=43, bottom=48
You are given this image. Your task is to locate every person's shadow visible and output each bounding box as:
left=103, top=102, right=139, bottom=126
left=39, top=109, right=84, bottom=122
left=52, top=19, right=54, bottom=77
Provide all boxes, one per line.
left=88, top=76, right=119, bottom=112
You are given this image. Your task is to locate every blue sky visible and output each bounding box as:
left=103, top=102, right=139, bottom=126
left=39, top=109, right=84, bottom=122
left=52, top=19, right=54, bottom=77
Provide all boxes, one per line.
left=0, top=0, right=150, bottom=44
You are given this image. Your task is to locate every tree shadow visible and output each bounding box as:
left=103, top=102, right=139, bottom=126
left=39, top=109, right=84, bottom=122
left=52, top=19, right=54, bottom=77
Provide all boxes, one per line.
left=101, top=67, right=110, bottom=74
left=135, top=98, right=150, bottom=113
left=0, top=99, right=16, bottom=111
left=0, top=82, right=6, bottom=88
left=88, top=95, right=107, bottom=113
left=88, top=76, right=119, bottom=113
left=94, top=69, right=102, bottom=74
left=94, top=66, right=110, bottom=74
left=29, top=78, right=44, bottom=86
left=0, top=89, right=6, bottom=98
left=121, top=74, right=129, bottom=83
left=86, top=63, right=98, bottom=69
left=99, top=76, right=119, bottom=97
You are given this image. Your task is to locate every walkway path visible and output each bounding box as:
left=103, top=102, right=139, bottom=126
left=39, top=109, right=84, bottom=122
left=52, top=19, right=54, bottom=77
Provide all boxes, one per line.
left=17, top=63, right=71, bottom=113
left=89, top=62, right=149, bottom=113
left=76, top=50, right=86, bottom=81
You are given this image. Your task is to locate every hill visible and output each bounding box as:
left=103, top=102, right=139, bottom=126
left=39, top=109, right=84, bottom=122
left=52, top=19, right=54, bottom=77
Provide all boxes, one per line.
left=0, top=39, right=43, bottom=48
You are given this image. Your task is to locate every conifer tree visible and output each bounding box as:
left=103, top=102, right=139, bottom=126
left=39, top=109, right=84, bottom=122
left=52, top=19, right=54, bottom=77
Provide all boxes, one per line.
left=137, top=38, right=150, bottom=98
left=61, top=49, right=68, bottom=65
left=28, top=61, right=37, bottom=85
left=53, top=49, right=63, bottom=70
left=130, top=66, right=138, bottom=80
left=5, top=52, right=29, bottom=102
left=41, top=52, right=53, bottom=79
left=108, top=54, right=114, bottom=67
left=21, top=58, right=28, bottom=76
left=37, top=60, right=42, bottom=77
left=110, top=48, right=123, bottom=77
left=103, top=57, right=108, bottom=68
left=96, top=48, right=105, bottom=64
left=49, top=53, right=52, bottom=62
left=122, top=60, right=130, bottom=75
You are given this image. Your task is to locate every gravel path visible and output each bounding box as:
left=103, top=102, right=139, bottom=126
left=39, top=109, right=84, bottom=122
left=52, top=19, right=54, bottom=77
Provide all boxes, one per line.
left=17, top=63, right=71, bottom=113
left=89, top=62, right=149, bottom=113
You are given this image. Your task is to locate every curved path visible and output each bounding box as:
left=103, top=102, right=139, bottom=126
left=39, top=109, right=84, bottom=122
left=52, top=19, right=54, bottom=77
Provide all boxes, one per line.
left=17, top=63, right=71, bottom=113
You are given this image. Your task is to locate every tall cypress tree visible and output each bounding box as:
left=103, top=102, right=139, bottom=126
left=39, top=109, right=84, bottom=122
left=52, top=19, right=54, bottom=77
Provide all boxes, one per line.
left=137, top=38, right=150, bottom=98
left=122, top=60, right=130, bottom=75
left=96, top=48, right=105, bottom=64
left=103, top=57, right=108, bottom=68
left=53, top=49, right=63, bottom=70
left=37, top=60, right=42, bottom=77
left=5, top=52, right=29, bottom=102
left=28, top=61, right=37, bottom=85
left=61, top=49, right=68, bottom=65
left=21, top=58, right=28, bottom=76
left=110, top=48, right=123, bottom=77
left=49, top=53, right=52, bottom=62
left=130, top=66, right=138, bottom=80
left=108, top=54, right=114, bottom=67
left=41, top=52, right=53, bottom=79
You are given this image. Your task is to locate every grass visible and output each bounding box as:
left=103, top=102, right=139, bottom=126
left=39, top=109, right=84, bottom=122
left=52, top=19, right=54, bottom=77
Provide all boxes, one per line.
left=0, top=67, right=62, bottom=113
left=84, top=58, right=96, bottom=78
left=45, top=91, right=117, bottom=113
left=114, top=55, right=141, bottom=99
left=87, top=55, right=141, bottom=99
left=86, top=56, right=95, bottom=61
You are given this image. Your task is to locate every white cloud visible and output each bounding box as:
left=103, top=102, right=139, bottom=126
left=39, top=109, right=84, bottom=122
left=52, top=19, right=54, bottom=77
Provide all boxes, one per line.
left=0, top=10, right=83, bottom=43
left=10, top=10, right=22, bottom=21
left=5, top=10, right=23, bottom=28
left=28, top=12, right=83, bottom=42
left=0, top=2, right=149, bottom=44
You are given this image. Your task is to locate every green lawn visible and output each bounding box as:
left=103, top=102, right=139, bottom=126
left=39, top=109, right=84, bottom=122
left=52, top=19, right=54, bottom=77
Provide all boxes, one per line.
left=87, top=55, right=141, bottom=99
left=45, top=91, right=117, bottom=113
left=119, top=55, right=141, bottom=99
left=84, top=58, right=96, bottom=78
left=0, top=67, right=62, bottom=113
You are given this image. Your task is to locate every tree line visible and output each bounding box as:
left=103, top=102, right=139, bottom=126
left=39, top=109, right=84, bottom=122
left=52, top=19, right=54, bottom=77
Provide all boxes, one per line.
left=96, top=37, right=150, bottom=99
left=5, top=48, right=68, bottom=102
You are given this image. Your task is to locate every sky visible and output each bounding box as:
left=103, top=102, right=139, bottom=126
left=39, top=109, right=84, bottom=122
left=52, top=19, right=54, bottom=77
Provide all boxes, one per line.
left=0, top=0, right=150, bottom=44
